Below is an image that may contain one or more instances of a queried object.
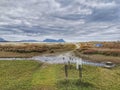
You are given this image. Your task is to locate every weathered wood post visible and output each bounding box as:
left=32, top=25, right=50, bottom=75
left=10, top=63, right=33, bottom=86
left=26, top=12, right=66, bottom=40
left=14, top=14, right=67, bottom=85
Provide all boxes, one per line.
left=63, top=57, right=65, bottom=61
left=76, top=59, right=82, bottom=80
left=68, top=60, right=71, bottom=69
left=65, top=64, right=68, bottom=80
left=68, top=60, right=70, bottom=68
left=79, top=65, right=82, bottom=80
left=76, top=60, right=79, bottom=70
left=63, top=57, right=68, bottom=80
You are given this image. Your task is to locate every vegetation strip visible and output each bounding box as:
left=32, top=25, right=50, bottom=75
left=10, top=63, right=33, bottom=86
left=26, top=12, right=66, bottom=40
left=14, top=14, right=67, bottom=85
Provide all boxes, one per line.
left=0, top=60, right=120, bottom=90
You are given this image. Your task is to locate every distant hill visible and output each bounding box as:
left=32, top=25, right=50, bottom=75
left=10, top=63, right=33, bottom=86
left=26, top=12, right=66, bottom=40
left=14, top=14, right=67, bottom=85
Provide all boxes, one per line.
left=0, top=38, right=65, bottom=42
left=43, top=39, right=65, bottom=42
left=0, top=38, right=7, bottom=42
left=19, top=40, right=39, bottom=42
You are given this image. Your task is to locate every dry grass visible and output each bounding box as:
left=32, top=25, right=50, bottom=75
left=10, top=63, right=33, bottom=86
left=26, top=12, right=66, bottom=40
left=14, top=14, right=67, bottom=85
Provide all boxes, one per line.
left=0, top=43, right=76, bottom=58
left=101, top=41, right=120, bottom=49
left=79, top=41, right=120, bottom=49
left=75, top=50, right=120, bottom=63
left=75, top=41, right=120, bottom=63
left=79, top=48, right=120, bottom=56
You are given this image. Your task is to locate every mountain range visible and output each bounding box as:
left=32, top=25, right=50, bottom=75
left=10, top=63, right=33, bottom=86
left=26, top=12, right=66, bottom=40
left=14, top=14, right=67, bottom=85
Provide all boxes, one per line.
left=19, top=40, right=39, bottom=42
left=0, top=38, right=7, bottom=42
left=43, top=39, right=65, bottom=42
left=0, top=37, right=65, bottom=42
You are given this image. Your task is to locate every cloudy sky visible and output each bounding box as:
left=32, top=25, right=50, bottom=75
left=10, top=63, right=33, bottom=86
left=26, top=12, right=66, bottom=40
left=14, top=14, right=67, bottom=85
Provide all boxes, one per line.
left=0, top=0, right=120, bottom=42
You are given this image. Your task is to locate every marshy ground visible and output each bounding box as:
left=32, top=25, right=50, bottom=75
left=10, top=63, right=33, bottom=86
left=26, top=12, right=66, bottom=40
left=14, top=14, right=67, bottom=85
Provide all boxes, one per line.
left=0, top=42, right=120, bottom=90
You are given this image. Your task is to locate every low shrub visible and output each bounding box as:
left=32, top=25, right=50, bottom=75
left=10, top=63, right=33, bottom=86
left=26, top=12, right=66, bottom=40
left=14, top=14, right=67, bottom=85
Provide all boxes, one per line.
left=81, top=48, right=120, bottom=56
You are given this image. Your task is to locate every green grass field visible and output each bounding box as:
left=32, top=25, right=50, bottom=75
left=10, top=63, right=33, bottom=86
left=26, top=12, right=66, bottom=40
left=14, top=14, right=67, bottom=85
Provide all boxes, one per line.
left=0, top=60, right=120, bottom=90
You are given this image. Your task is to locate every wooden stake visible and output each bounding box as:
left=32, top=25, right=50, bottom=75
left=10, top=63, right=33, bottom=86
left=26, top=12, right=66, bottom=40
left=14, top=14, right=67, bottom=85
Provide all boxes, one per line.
left=79, top=65, right=82, bottom=80
left=68, top=61, right=71, bottom=69
left=64, top=64, right=68, bottom=79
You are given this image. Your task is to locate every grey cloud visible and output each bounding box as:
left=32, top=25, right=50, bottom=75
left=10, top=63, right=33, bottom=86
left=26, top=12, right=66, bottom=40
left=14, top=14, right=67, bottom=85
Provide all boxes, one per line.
left=0, top=0, right=119, bottom=42
left=55, top=0, right=73, bottom=7
left=87, top=7, right=119, bottom=22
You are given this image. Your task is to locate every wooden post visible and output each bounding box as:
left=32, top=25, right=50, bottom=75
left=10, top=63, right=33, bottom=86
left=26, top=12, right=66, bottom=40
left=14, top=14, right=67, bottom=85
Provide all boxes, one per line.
left=63, top=57, right=65, bottom=64
left=64, top=64, right=68, bottom=80
left=76, top=60, right=79, bottom=69
left=68, top=61, right=71, bottom=69
left=78, top=65, right=82, bottom=80
left=63, top=57, right=65, bottom=60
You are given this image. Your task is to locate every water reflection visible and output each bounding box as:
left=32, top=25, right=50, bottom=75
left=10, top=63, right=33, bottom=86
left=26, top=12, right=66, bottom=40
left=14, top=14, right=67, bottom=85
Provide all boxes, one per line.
left=0, top=53, right=105, bottom=67
left=32, top=54, right=105, bottom=67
